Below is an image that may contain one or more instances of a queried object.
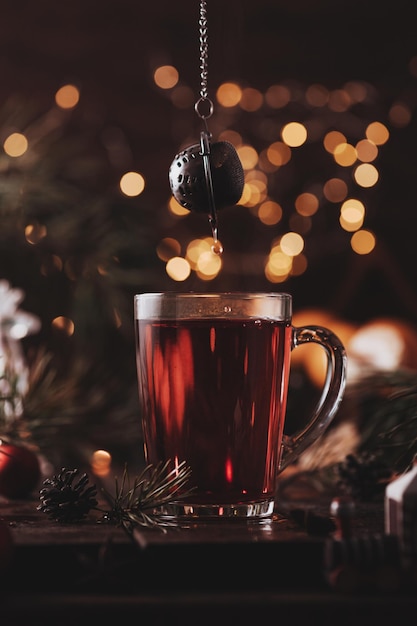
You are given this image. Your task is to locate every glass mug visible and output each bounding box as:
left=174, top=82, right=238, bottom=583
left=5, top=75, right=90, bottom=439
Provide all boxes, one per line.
left=134, top=292, right=347, bottom=521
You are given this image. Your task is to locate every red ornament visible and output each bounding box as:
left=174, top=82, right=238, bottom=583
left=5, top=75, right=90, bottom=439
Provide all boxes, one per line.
left=0, top=442, right=41, bottom=499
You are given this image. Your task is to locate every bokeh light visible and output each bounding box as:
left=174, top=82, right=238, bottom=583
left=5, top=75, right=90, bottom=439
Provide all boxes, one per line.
left=280, top=232, right=304, bottom=256
left=281, top=122, right=307, bottom=147
left=216, top=82, right=242, bottom=107
left=258, top=200, right=283, bottom=225
left=55, top=84, right=80, bottom=109
left=350, top=229, right=376, bottom=254
left=239, top=87, right=263, bottom=111
left=166, top=256, right=191, bottom=281
left=366, top=121, right=389, bottom=145
left=52, top=316, right=75, bottom=335
left=354, top=163, right=379, bottom=187
left=340, top=198, right=365, bottom=231
left=91, top=449, right=112, bottom=477
left=4, top=133, right=28, bottom=157
left=119, top=171, right=145, bottom=196
left=295, top=192, right=319, bottom=216
left=154, top=65, right=179, bottom=89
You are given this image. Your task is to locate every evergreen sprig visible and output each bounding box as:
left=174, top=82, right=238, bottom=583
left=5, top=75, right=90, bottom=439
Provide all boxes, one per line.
left=38, top=461, right=194, bottom=532
left=101, top=460, right=194, bottom=531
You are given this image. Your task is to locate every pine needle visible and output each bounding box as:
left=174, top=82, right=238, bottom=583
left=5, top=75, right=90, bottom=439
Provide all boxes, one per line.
left=101, top=460, right=194, bottom=532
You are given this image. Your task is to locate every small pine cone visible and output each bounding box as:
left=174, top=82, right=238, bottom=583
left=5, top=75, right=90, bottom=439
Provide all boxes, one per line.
left=336, top=452, right=392, bottom=501
left=38, top=468, right=98, bottom=523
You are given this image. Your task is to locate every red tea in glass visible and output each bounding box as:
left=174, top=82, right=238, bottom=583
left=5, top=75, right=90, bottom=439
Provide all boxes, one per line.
left=136, top=318, right=291, bottom=505
left=135, top=293, right=346, bottom=521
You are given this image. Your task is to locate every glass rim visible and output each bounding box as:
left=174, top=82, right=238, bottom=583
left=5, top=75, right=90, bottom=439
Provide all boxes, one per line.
left=134, top=291, right=292, bottom=300
left=134, top=292, right=293, bottom=321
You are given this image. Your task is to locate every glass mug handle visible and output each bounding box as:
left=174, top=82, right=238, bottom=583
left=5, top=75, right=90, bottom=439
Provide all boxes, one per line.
left=279, top=325, right=348, bottom=472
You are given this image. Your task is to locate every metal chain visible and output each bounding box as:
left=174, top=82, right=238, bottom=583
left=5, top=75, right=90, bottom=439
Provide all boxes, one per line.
left=199, top=0, right=209, bottom=99
left=195, top=0, right=213, bottom=120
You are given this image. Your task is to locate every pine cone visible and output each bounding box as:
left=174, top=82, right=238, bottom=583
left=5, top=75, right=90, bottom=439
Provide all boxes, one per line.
left=336, top=452, right=392, bottom=501
left=38, top=468, right=98, bottom=522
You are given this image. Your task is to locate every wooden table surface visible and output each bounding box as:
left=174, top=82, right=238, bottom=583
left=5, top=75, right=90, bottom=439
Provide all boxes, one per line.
left=1, top=495, right=416, bottom=626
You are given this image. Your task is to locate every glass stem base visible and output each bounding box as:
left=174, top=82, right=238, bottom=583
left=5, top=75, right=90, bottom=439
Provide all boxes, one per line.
left=151, top=499, right=275, bottom=521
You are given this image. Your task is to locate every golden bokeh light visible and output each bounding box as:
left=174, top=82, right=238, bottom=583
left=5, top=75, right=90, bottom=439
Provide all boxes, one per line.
left=333, top=142, right=357, bottom=166
left=186, top=238, right=212, bottom=268
left=281, top=122, right=307, bottom=147
left=323, top=130, right=347, bottom=153
left=265, top=266, right=289, bottom=283
left=265, top=247, right=292, bottom=282
left=169, top=196, right=190, bottom=216
left=355, top=139, right=378, bottom=162
left=166, top=256, right=191, bottom=281
left=195, top=250, right=222, bottom=280
left=341, top=198, right=365, bottom=218
left=239, top=87, right=263, bottom=111
left=25, top=223, right=47, bottom=244
left=4, top=132, right=28, bottom=157
left=350, top=229, right=376, bottom=255
left=239, top=183, right=252, bottom=206
left=216, top=82, right=242, bottom=107
left=340, top=198, right=365, bottom=231
left=295, top=192, right=319, bottom=216
left=55, top=84, right=80, bottom=109
left=154, top=65, right=179, bottom=89
left=91, top=449, right=112, bottom=477
left=323, top=178, right=348, bottom=202
left=280, top=232, right=304, bottom=256
left=237, top=144, right=258, bottom=169
left=52, top=316, right=75, bottom=335
left=266, top=141, right=291, bottom=166
left=240, top=179, right=267, bottom=207
left=340, top=213, right=364, bottom=232
left=257, top=200, right=283, bottom=225
left=366, top=121, right=389, bottom=145
left=119, top=171, right=145, bottom=196
left=354, top=163, right=379, bottom=187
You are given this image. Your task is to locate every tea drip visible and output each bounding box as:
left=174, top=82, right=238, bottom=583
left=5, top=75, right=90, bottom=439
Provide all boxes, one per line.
left=168, top=0, right=244, bottom=256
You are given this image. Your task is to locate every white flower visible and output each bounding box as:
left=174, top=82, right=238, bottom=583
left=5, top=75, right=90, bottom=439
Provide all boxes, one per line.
left=0, top=280, right=41, bottom=416
left=0, top=279, right=24, bottom=316
left=0, top=280, right=41, bottom=338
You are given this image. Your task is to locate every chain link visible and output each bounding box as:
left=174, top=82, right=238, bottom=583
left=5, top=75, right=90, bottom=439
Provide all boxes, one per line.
left=195, top=0, right=213, bottom=120
left=199, top=0, right=209, bottom=99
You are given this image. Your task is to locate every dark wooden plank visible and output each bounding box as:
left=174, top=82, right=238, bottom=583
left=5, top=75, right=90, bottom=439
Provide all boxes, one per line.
left=1, top=497, right=417, bottom=626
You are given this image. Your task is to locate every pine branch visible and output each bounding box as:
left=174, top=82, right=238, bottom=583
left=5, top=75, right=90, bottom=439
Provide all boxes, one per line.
left=38, top=461, right=194, bottom=533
